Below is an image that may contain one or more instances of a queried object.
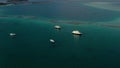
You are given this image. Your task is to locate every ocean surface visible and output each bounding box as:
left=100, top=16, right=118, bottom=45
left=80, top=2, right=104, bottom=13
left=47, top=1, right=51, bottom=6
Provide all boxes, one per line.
left=0, top=1, right=120, bottom=68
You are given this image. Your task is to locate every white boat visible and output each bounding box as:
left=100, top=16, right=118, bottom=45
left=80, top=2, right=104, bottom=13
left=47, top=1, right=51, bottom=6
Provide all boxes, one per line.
left=54, top=25, right=61, bottom=29
left=50, top=39, right=55, bottom=43
left=9, top=33, right=16, bottom=36
left=72, top=30, right=82, bottom=35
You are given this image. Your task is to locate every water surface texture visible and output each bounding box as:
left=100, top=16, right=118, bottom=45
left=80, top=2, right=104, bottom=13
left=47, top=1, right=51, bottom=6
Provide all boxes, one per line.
left=0, top=1, right=120, bottom=68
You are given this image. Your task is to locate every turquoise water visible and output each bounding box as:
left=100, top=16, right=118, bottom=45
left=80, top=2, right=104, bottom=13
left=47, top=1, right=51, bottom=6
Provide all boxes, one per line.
left=0, top=2, right=120, bottom=68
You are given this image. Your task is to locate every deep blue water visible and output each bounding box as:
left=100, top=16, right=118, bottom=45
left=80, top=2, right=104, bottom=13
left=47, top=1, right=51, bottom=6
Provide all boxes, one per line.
left=0, top=2, right=120, bottom=68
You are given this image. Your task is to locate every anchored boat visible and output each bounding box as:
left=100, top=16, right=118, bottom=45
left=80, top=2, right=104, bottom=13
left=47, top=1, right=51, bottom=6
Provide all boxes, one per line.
left=50, top=39, right=55, bottom=43
left=9, top=33, right=16, bottom=36
left=72, top=30, right=82, bottom=35
left=54, top=25, right=61, bottom=29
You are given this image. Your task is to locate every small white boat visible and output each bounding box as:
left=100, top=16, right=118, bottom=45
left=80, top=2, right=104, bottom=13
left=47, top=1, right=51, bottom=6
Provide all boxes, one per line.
left=54, top=25, right=61, bottom=29
left=72, top=30, right=82, bottom=35
left=9, top=33, right=16, bottom=36
left=50, top=39, right=55, bottom=43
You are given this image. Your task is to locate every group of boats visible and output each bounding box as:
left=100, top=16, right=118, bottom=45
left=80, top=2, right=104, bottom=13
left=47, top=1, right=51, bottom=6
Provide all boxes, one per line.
left=9, top=25, right=82, bottom=44
left=50, top=25, right=83, bottom=43
left=54, top=25, right=82, bottom=35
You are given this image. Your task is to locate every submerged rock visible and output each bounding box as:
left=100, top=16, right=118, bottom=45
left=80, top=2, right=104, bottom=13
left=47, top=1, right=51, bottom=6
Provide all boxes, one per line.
left=100, top=24, right=120, bottom=28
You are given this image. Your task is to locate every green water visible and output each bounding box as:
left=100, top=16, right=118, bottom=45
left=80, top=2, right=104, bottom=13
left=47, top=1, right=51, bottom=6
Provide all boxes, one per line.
left=0, top=2, right=120, bottom=68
